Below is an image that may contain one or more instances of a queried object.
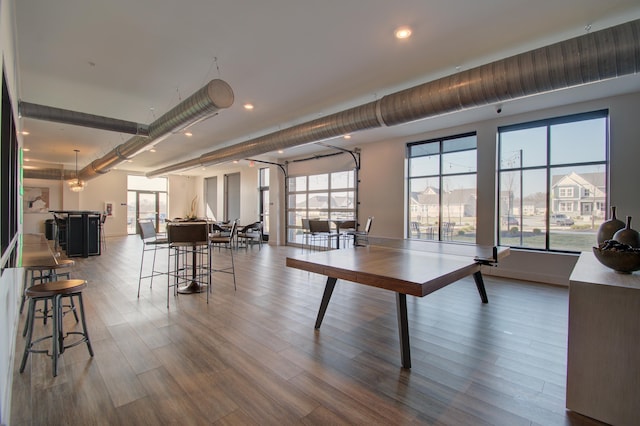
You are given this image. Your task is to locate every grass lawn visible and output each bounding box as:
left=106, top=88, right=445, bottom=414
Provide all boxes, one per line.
left=449, top=230, right=596, bottom=252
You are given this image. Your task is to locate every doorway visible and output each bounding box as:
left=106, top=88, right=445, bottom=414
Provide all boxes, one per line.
left=127, top=175, right=168, bottom=234
left=127, top=191, right=167, bottom=234
left=224, top=172, right=241, bottom=222
left=205, top=176, right=218, bottom=221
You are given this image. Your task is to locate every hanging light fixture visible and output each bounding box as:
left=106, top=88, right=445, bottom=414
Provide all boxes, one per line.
left=68, top=149, right=86, bottom=192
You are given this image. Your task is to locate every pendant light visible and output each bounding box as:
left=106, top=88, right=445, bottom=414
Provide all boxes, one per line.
left=68, top=149, right=85, bottom=192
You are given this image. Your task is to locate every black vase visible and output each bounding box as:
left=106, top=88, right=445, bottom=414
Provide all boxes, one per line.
left=597, top=206, right=625, bottom=244
left=612, top=216, right=640, bottom=248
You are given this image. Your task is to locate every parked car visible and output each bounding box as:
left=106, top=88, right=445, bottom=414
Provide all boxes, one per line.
left=551, top=213, right=574, bottom=226
left=501, top=216, right=519, bottom=226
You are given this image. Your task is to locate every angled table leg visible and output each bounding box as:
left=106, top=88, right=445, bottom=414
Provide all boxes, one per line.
left=473, top=270, right=489, bottom=303
left=396, top=293, right=411, bottom=369
left=315, top=277, right=337, bottom=329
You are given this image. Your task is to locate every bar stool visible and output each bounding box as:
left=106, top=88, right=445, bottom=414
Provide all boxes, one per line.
left=20, top=259, right=75, bottom=315
left=20, top=279, right=94, bottom=377
left=99, top=213, right=107, bottom=252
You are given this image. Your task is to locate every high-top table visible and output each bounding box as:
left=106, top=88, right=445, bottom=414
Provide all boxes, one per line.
left=166, top=221, right=211, bottom=299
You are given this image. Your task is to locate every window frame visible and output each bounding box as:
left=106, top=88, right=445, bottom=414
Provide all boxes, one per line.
left=285, top=169, right=357, bottom=246
left=407, top=132, right=477, bottom=243
left=497, top=109, right=609, bottom=253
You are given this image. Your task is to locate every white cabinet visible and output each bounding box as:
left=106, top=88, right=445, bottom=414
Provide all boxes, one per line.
left=567, top=251, right=640, bottom=426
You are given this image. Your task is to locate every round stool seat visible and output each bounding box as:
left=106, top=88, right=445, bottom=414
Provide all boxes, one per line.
left=20, top=260, right=76, bottom=315
left=26, top=279, right=86, bottom=298
left=53, top=259, right=75, bottom=268
left=25, top=259, right=74, bottom=271
left=25, top=261, right=58, bottom=272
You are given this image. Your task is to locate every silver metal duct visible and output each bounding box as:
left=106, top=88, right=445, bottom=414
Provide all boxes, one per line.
left=18, top=101, right=150, bottom=136
left=22, top=167, right=83, bottom=181
left=147, top=19, right=640, bottom=178
left=77, top=78, right=234, bottom=181
left=22, top=167, right=65, bottom=180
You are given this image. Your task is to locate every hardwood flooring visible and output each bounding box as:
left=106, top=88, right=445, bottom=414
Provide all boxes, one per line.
left=11, top=236, right=605, bottom=425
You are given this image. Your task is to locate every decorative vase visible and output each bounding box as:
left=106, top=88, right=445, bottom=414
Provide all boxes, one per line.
left=612, top=216, right=640, bottom=248
left=597, top=206, right=625, bottom=244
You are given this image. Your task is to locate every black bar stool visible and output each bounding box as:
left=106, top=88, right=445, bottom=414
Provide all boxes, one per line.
left=20, top=259, right=75, bottom=314
left=20, top=279, right=94, bottom=377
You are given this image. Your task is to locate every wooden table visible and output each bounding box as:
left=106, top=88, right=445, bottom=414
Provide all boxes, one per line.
left=21, top=233, right=57, bottom=266
left=286, top=239, right=509, bottom=368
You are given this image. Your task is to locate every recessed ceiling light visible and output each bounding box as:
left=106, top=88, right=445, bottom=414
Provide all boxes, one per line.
left=278, top=149, right=284, bottom=154
left=24, top=158, right=30, bottom=162
left=244, top=103, right=254, bottom=110
left=22, top=147, right=30, bottom=152
left=394, top=26, right=412, bottom=39
left=344, top=134, right=352, bottom=140
left=184, top=132, right=193, bottom=137
left=150, top=149, right=156, bottom=153
left=21, top=131, right=30, bottom=135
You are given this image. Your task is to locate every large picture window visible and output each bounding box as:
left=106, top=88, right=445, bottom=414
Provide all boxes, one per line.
left=498, top=110, right=608, bottom=252
left=1, top=68, right=19, bottom=270
left=407, top=133, right=477, bottom=242
left=286, top=170, right=356, bottom=245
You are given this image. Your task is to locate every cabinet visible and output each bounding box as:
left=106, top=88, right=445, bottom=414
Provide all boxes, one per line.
left=567, top=251, right=640, bottom=426
left=53, top=211, right=101, bottom=257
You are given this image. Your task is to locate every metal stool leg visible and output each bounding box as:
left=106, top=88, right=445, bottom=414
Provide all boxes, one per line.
left=76, top=292, right=94, bottom=357
left=230, top=244, right=236, bottom=291
left=19, top=298, right=37, bottom=373
left=53, top=294, right=62, bottom=376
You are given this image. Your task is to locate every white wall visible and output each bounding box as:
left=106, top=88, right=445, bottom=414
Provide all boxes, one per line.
left=22, top=178, right=63, bottom=235
left=193, top=164, right=261, bottom=225
left=76, top=170, right=129, bottom=236
left=22, top=170, right=130, bottom=237
left=168, top=175, right=201, bottom=220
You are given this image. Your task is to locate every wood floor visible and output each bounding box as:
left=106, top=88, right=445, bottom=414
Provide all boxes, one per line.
left=11, top=236, right=604, bottom=425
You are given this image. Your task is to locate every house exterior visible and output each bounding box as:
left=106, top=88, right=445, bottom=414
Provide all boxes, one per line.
left=551, top=171, right=606, bottom=218
left=409, top=186, right=477, bottom=225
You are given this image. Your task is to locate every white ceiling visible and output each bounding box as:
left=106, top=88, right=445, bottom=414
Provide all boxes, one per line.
left=14, top=0, right=640, bottom=177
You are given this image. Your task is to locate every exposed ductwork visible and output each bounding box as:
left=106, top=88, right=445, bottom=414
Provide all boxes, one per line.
left=22, top=166, right=84, bottom=181
left=147, top=18, right=640, bottom=178
left=19, top=101, right=151, bottom=136
left=71, top=79, right=234, bottom=181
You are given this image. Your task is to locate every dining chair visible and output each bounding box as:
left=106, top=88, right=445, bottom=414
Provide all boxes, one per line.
left=52, top=213, right=67, bottom=253
left=137, top=219, right=170, bottom=299
left=99, top=213, right=107, bottom=252
left=237, top=221, right=263, bottom=250
left=337, top=220, right=357, bottom=248
left=209, top=220, right=237, bottom=290
left=308, top=220, right=339, bottom=250
left=349, top=216, right=374, bottom=246
left=301, top=219, right=312, bottom=251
